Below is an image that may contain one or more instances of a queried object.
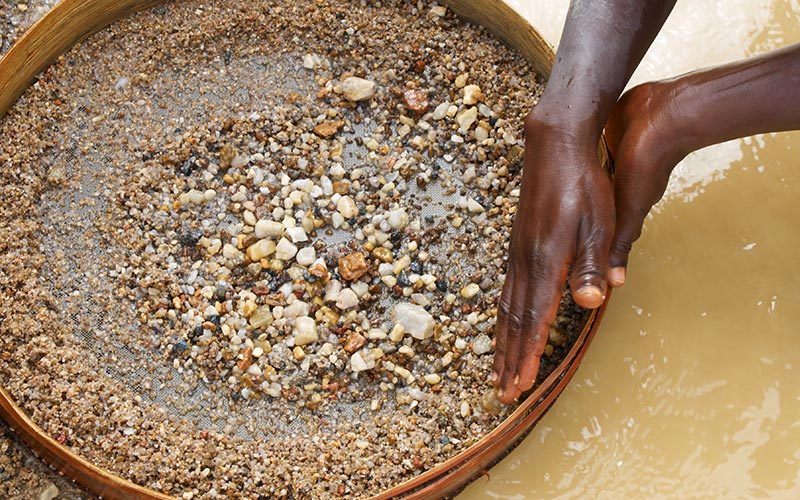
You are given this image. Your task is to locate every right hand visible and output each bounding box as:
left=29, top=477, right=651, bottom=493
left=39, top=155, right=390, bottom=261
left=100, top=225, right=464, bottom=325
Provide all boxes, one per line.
left=492, top=109, right=615, bottom=404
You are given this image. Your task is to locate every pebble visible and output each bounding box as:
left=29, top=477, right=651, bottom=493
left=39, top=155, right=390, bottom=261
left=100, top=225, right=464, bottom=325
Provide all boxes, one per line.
left=467, top=198, right=485, bottom=214
left=350, top=351, right=371, bottom=372
left=247, top=239, right=276, bottom=261
left=394, top=303, right=434, bottom=340
left=222, top=243, right=243, bottom=261
left=403, top=89, right=429, bottom=113
left=293, top=317, right=318, bottom=346
left=255, top=219, right=284, bottom=238
left=472, top=334, right=492, bottom=355
left=314, top=120, right=345, bottom=138
left=338, top=252, right=367, bottom=281
left=424, top=373, right=441, bottom=385
left=462, top=84, right=484, bottom=105
left=38, top=482, right=59, bottom=500
left=386, top=208, right=409, bottom=230
left=296, top=246, right=316, bottom=266
left=286, top=226, right=308, bottom=243
left=460, top=283, right=480, bottom=300
left=336, top=195, right=357, bottom=218
left=431, top=102, right=449, bottom=121
left=275, top=238, right=298, bottom=260
left=456, top=106, right=479, bottom=131
left=340, top=76, right=376, bottom=101
left=335, top=288, right=359, bottom=310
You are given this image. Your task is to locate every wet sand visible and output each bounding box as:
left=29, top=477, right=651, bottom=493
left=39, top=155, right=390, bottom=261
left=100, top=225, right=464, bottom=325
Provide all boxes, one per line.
left=461, top=0, right=800, bottom=498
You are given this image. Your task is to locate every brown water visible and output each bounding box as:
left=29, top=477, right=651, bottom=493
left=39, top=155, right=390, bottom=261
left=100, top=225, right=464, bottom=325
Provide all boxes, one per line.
left=461, top=0, right=800, bottom=498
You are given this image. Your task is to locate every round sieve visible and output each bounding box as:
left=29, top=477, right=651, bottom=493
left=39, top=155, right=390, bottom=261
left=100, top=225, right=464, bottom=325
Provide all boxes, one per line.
left=0, top=0, right=611, bottom=498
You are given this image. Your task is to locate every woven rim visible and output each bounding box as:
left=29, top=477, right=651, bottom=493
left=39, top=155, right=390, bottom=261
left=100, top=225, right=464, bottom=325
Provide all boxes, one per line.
left=0, top=1, right=611, bottom=498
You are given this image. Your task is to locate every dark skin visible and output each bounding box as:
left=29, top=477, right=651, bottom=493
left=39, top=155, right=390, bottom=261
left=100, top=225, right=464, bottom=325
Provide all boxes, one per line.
left=493, top=0, right=800, bottom=403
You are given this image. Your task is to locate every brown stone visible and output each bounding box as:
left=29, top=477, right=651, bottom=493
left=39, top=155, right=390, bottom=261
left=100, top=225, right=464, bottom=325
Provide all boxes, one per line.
left=236, top=348, right=253, bottom=371
left=313, top=120, right=345, bottom=138
left=403, top=89, right=429, bottom=114
left=343, top=332, right=366, bottom=353
left=338, top=252, right=367, bottom=281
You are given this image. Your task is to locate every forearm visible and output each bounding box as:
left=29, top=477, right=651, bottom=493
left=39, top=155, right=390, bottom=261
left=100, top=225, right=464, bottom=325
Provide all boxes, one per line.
left=665, top=43, right=800, bottom=154
left=533, top=0, right=677, bottom=140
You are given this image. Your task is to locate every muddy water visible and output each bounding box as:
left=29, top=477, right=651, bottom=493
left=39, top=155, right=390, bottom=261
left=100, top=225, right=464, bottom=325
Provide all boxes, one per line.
left=461, top=1, right=800, bottom=498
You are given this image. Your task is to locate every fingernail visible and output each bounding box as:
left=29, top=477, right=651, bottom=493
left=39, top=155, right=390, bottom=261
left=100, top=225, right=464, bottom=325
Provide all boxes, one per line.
left=491, top=372, right=499, bottom=383
left=576, top=286, right=604, bottom=301
left=609, top=267, right=626, bottom=286
left=514, top=374, right=520, bottom=386
left=497, top=388, right=504, bottom=398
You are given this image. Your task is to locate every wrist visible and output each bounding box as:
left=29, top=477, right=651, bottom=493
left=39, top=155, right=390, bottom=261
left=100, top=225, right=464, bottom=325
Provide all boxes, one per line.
left=528, top=97, right=605, bottom=146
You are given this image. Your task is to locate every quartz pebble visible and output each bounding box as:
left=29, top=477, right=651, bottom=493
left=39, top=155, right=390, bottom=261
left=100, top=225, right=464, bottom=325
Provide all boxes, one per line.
left=293, top=317, right=318, bottom=346
left=472, top=334, right=493, bottom=355
left=462, top=84, right=484, bottom=105
left=340, top=76, right=376, bottom=101
left=275, top=238, right=298, bottom=260
left=394, top=303, right=435, bottom=340
left=460, top=283, right=481, bottom=300
left=255, top=219, right=284, bottom=238
left=296, top=246, right=316, bottom=266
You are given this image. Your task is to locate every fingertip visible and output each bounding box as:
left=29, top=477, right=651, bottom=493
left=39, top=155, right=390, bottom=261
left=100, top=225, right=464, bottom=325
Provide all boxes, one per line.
left=608, top=266, right=626, bottom=287
left=573, top=285, right=606, bottom=309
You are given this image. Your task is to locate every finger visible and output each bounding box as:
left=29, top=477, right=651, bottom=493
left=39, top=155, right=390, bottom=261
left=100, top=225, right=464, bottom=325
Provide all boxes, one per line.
left=515, top=261, right=568, bottom=393
left=492, top=273, right=516, bottom=388
left=609, top=171, right=651, bottom=287
left=570, top=214, right=613, bottom=309
left=497, top=275, right=529, bottom=404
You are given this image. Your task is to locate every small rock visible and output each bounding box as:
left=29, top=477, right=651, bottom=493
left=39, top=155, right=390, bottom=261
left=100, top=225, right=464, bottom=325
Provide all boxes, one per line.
left=255, top=219, right=284, bottom=239
left=462, top=84, right=484, bottom=105
left=394, top=303, right=435, bottom=340
left=386, top=208, right=409, bottom=230
left=403, top=90, right=430, bottom=114
left=314, top=120, right=345, bottom=138
left=472, top=334, right=492, bottom=355
left=338, top=252, right=368, bottom=281
left=249, top=306, right=273, bottom=329
left=337, top=195, right=358, bottom=219
left=350, top=351, right=371, bottom=372
left=275, top=238, right=298, bottom=260
left=431, top=102, right=450, bottom=120
left=335, top=288, right=359, bottom=310
left=424, top=373, right=442, bottom=385
left=456, top=106, right=479, bottom=131
left=467, top=198, right=485, bottom=214
left=460, top=283, right=480, bottom=300
left=343, top=331, right=367, bottom=353
left=285, top=226, right=308, bottom=243
left=38, top=482, right=59, bottom=500
left=296, top=246, right=316, bottom=267
left=340, top=76, right=376, bottom=101
left=247, top=239, right=276, bottom=261
left=293, top=317, right=318, bottom=346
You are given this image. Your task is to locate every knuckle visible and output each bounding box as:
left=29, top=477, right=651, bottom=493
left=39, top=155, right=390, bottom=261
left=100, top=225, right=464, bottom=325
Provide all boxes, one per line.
left=612, top=238, right=634, bottom=256
left=506, top=310, right=524, bottom=332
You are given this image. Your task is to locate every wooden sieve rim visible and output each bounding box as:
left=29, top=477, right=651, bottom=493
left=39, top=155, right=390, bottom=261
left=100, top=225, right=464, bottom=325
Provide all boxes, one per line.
left=0, top=1, right=611, bottom=498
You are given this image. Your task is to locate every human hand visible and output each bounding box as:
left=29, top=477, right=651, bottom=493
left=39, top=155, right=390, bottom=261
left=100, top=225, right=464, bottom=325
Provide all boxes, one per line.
left=492, top=109, right=614, bottom=404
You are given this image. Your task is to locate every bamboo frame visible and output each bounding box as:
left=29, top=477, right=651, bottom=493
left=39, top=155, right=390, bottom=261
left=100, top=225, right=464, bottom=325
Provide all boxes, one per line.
left=0, top=1, right=610, bottom=498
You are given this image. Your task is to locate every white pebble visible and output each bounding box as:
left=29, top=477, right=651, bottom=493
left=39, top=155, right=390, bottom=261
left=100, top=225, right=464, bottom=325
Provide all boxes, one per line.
left=286, top=226, right=308, bottom=243
left=337, top=196, right=358, bottom=218
left=293, top=317, right=318, bottom=346
left=255, top=219, right=284, bottom=239
left=340, top=76, right=376, bottom=102
left=275, top=238, right=298, bottom=260
left=296, top=246, right=316, bottom=267
left=394, top=303, right=435, bottom=340
left=336, top=288, right=359, bottom=310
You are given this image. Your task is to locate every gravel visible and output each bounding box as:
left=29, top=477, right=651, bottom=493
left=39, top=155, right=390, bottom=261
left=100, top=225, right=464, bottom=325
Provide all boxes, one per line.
left=0, top=0, right=588, bottom=498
